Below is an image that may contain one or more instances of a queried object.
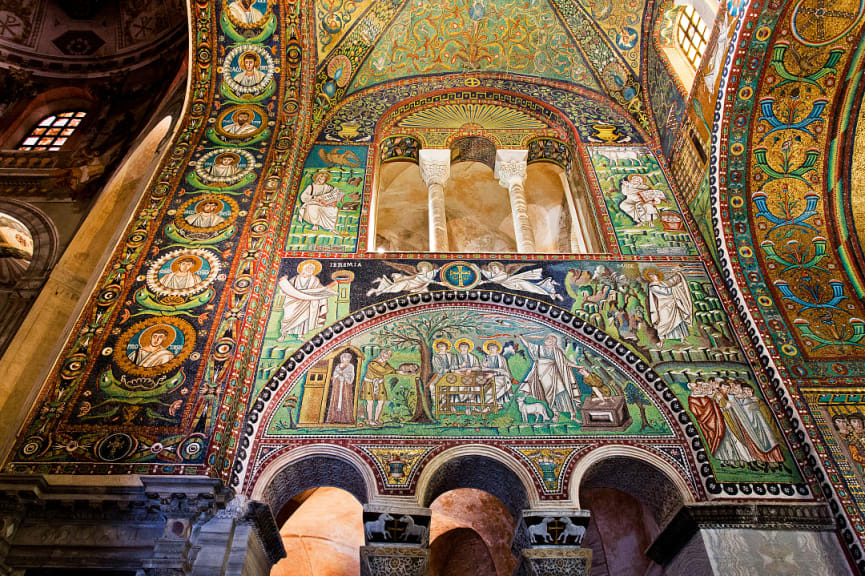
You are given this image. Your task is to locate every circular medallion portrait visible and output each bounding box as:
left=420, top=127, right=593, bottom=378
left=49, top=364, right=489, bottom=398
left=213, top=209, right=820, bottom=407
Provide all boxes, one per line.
left=223, top=0, right=271, bottom=28
left=194, top=148, right=256, bottom=185
left=215, top=105, right=267, bottom=139
left=221, top=44, right=275, bottom=96
left=175, top=195, right=238, bottom=233
left=115, top=316, right=196, bottom=377
left=146, top=248, right=221, bottom=298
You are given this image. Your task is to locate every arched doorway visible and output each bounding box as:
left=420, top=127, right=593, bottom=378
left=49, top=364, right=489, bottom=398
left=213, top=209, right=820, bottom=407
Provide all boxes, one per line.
left=577, top=455, right=685, bottom=576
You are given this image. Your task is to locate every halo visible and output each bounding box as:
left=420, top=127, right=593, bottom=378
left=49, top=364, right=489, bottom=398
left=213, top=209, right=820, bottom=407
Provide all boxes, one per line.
left=239, top=51, right=261, bottom=67
left=296, top=259, right=322, bottom=274
left=312, top=171, right=331, bottom=183
left=417, top=261, right=434, bottom=272
left=231, top=108, right=253, bottom=123
left=454, top=338, right=474, bottom=352
left=138, top=324, right=175, bottom=347
left=195, top=199, right=223, bottom=213
left=483, top=340, right=502, bottom=353
left=215, top=152, right=241, bottom=166
left=169, top=254, right=203, bottom=273
left=433, top=338, right=451, bottom=350
left=642, top=267, right=664, bottom=282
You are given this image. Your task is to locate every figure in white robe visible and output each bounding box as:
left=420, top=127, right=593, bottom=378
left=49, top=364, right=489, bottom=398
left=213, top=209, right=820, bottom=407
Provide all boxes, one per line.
left=299, top=172, right=343, bottom=232
left=482, top=341, right=513, bottom=405
left=185, top=201, right=225, bottom=228
left=158, top=257, right=203, bottom=290
left=128, top=329, right=175, bottom=368
left=481, top=262, right=562, bottom=301
left=233, top=54, right=265, bottom=87
left=619, top=175, right=666, bottom=225
left=223, top=110, right=258, bottom=136
left=645, top=268, right=693, bottom=342
left=277, top=261, right=336, bottom=341
left=518, top=334, right=580, bottom=422
left=208, top=155, right=243, bottom=179
left=367, top=262, right=439, bottom=296
left=228, top=0, right=264, bottom=24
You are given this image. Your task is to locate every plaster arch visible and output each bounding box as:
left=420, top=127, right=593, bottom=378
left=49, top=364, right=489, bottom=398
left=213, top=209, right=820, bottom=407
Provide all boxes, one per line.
left=250, top=443, right=378, bottom=516
left=0, top=199, right=59, bottom=288
left=415, top=444, right=538, bottom=515
left=569, top=444, right=696, bottom=514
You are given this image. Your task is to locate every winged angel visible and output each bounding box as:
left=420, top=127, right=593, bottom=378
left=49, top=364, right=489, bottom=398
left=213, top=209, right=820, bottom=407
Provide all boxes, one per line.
left=481, top=262, right=563, bottom=301
left=367, top=261, right=441, bottom=296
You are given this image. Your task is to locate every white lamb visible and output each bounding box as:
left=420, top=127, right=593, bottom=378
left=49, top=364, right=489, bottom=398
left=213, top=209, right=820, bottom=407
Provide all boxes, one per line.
left=516, top=396, right=550, bottom=423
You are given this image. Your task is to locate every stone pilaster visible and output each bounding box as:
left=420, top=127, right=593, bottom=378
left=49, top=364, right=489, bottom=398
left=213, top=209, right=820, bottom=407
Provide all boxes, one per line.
left=513, top=509, right=592, bottom=576
left=418, top=148, right=451, bottom=252
left=359, top=504, right=430, bottom=576
left=494, top=149, right=536, bottom=253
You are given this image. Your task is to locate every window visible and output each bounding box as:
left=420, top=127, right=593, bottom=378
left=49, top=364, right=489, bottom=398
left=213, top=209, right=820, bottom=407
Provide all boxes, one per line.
left=17, top=111, right=87, bottom=151
left=676, top=5, right=709, bottom=68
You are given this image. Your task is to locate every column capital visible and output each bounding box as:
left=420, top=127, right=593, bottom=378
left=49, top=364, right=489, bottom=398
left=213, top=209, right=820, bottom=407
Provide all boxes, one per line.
left=494, top=149, right=528, bottom=188
left=418, top=148, right=451, bottom=188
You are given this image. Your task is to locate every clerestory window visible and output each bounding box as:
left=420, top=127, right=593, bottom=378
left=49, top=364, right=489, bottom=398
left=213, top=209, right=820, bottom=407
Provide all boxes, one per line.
left=676, top=5, right=709, bottom=69
left=17, top=111, right=87, bottom=151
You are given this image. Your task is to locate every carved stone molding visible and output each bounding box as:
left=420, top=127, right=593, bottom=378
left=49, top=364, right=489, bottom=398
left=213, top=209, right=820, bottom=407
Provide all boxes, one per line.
left=360, top=545, right=428, bottom=576
left=494, top=149, right=528, bottom=189
left=647, top=502, right=835, bottom=566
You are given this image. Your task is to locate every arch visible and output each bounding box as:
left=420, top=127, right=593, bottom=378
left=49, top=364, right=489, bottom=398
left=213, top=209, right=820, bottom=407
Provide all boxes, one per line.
left=0, top=86, right=95, bottom=151
left=0, top=199, right=59, bottom=289
left=570, top=445, right=695, bottom=525
left=429, top=527, right=498, bottom=576
left=250, top=444, right=378, bottom=516
left=416, top=445, right=537, bottom=517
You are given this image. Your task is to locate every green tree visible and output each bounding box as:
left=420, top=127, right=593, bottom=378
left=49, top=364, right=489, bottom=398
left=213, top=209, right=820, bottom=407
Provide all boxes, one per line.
left=371, top=311, right=480, bottom=424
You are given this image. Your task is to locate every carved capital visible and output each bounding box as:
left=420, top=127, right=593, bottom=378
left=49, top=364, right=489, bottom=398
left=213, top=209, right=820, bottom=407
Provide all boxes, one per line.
left=494, top=149, right=528, bottom=188
left=418, top=149, right=451, bottom=188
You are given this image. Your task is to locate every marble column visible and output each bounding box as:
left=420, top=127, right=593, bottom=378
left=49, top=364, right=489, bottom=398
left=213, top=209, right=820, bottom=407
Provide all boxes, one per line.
left=418, top=149, right=451, bottom=252
left=512, top=509, right=592, bottom=576
left=494, top=149, right=536, bottom=253
left=360, top=504, right=431, bottom=576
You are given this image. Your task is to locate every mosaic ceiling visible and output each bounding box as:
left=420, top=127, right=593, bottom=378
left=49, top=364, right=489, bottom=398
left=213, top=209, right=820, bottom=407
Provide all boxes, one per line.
left=7, top=0, right=865, bottom=568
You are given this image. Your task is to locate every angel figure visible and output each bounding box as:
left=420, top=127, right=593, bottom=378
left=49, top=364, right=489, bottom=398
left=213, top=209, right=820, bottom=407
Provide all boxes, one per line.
left=481, top=262, right=563, bottom=301
left=366, top=261, right=440, bottom=296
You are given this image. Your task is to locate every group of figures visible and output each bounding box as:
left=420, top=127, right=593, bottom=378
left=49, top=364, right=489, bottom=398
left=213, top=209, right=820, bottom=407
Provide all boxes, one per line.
left=832, top=413, right=865, bottom=474
left=306, top=330, right=627, bottom=430
left=687, top=377, right=789, bottom=472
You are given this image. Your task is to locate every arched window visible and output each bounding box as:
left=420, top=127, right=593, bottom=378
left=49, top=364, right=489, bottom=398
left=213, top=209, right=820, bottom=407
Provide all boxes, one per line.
left=17, top=111, right=87, bottom=151
left=676, top=5, right=709, bottom=69
left=372, top=136, right=602, bottom=254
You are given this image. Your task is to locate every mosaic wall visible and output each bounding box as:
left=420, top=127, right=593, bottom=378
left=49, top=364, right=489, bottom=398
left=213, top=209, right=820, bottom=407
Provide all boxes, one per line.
left=1, top=0, right=825, bottom=527
left=711, top=0, right=865, bottom=566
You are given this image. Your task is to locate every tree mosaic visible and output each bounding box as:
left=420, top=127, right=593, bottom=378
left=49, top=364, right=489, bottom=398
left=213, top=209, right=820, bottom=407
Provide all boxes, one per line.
left=264, top=308, right=670, bottom=436
left=722, top=2, right=865, bottom=377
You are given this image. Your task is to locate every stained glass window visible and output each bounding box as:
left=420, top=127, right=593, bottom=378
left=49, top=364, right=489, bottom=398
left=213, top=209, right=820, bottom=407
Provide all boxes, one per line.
left=17, top=111, right=87, bottom=151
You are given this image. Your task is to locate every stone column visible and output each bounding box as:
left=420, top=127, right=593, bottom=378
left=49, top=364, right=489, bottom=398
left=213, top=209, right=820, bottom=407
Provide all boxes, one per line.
left=359, top=504, right=431, bottom=576
left=418, top=149, right=451, bottom=252
left=512, top=509, right=592, bottom=575
left=494, top=149, right=536, bottom=253
left=647, top=503, right=852, bottom=575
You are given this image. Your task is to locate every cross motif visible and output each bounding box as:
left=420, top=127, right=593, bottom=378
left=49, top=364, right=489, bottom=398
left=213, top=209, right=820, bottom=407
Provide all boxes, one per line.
left=448, top=265, right=473, bottom=287
left=386, top=518, right=405, bottom=539
left=546, top=519, right=565, bottom=543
